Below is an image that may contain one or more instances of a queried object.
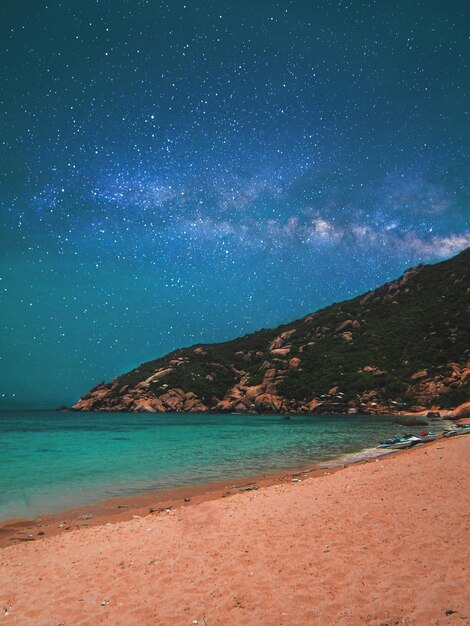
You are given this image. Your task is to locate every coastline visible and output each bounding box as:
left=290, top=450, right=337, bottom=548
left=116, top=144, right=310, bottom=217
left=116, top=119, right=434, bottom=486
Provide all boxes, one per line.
left=1, top=432, right=469, bottom=625
left=0, top=425, right=450, bottom=549
left=0, top=446, right=391, bottom=549
left=4, top=409, right=450, bottom=541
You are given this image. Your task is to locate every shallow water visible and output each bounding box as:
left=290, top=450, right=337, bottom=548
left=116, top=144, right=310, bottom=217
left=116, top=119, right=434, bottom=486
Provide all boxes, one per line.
left=0, top=410, right=445, bottom=519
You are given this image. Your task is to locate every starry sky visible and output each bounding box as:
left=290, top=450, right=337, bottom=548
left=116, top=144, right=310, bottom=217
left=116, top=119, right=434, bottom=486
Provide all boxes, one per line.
left=1, top=0, right=469, bottom=408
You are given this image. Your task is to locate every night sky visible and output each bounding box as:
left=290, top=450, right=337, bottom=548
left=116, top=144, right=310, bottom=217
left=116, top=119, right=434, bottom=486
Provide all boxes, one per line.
left=1, top=1, right=469, bottom=408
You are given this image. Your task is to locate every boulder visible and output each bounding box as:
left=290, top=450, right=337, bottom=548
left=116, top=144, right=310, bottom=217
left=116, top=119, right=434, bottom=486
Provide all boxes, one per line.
left=134, top=381, right=150, bottom=391
left=461, top=369, right=470, bottom=383
left=269, top=329, right=296, bottom=351
left=72, top=386, right=112, bottom=411
left=244, top=385, right=266, bottom=401
left=289, top=357, right=301, bottom=369
left=159, top=391, right=184, bottom=411
left=238, top=396, right=255, bottom=410
left=216, top=396, right=252, bottom=412
left=233, top=401, right=251, bottom=413
left=120, top=394, right=136, bottom=408
left=263, top=368, right=277, bottom=382
left=360, top=291, right=374, bottom=306
left=449, top=402, right=470, bottom=420
left=299, top=342, right=315, bottom=352
left=335, top=319, right=354, bottom=333
left=225, top=385, right=244, bottom=400
left=254, top=393, right=284, bottom=413
left=133, top=397, right=165, bottom=412
left=183, top=398, right=198, bottom=411
left=360, top=366, right=386, bottom=376
left=307, top=399, right=319, bottom=412
left=183, top=397, right=207, bottom=412
left=151, top=397, right=167, bottom=412
left=411, top=370, right=428, bottom=381
left=73, top=397, right=100, bottom=411
left=270, top=347, right=291, bottom=358
left=216, top=399, right=236, bottom=412
left=145, top=367, right=174, bottom=383
left=401, top=266, right=421, bottom=284
left=272, top=358, right=288, bottom=368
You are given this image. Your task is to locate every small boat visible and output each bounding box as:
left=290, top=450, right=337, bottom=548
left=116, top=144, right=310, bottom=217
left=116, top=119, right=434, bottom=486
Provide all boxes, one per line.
left=444, top=424, right=470, bottom=437
left=417, top=430, right=439, bottom=443
left=456, top=424, right=470, bottom=434
left=386, top=440, right=415, bottom=449
left=377, top=436, right=402, bottom=449
left=443, top=429, right=458, bottom=438
left=377, top=434, right=421, bottom=449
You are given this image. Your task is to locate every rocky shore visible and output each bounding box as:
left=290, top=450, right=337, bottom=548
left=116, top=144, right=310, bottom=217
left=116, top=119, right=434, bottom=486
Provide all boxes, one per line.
left=70, top=360, right=470, bottom=419
left=70, top=247, right=470, bottom=417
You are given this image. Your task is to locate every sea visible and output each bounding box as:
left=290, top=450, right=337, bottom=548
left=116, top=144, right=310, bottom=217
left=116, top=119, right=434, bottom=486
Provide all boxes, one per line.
left=0, top=410, right=447, bottom=521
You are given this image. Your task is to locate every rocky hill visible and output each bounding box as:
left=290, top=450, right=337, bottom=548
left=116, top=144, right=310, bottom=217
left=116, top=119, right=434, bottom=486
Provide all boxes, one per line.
left=71, top=247, right=470, bottom=415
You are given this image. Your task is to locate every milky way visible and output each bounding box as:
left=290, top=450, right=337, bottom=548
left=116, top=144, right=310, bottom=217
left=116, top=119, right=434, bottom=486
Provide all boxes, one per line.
left=1, top=1, right=469, bottom=406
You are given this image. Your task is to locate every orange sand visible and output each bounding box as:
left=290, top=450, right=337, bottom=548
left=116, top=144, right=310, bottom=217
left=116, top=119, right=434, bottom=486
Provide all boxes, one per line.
left=1, top=436, right=469, bottom=625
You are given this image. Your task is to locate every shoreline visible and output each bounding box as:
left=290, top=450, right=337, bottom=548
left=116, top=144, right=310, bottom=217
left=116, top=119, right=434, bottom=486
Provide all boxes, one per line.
left=0, top=453, right=365, bottom=548
left=1, top=431, right=469, bottom=625
left=61, top=407, right=454, bottom=417
left=0, top=411, right=424, bottom=543
left=0, top=430, right=442, bottom=549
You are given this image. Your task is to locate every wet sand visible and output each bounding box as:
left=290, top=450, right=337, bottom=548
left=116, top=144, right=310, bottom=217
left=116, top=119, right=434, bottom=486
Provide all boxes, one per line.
left=1, top=434, right=469, bottom=625
left=0, top=460, right=349, bottom=548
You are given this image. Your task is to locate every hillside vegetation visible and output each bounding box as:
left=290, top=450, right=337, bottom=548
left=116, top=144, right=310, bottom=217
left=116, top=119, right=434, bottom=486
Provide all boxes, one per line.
left=72, top=247, right=470, bottom=415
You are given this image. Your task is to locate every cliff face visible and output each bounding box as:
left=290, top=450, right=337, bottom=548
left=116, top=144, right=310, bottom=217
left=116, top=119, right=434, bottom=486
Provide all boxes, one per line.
left=72, top=247, right=470, bottom=415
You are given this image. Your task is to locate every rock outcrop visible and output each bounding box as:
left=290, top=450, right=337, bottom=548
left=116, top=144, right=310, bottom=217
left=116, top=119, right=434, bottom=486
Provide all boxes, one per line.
left=70, top=247, right=470, bottom=415
left=449, top=402, right=470, bottom=420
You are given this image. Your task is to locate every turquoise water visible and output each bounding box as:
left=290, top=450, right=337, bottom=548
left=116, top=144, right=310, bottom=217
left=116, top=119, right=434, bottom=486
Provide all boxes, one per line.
left=0, top=410, right=445, bottom=520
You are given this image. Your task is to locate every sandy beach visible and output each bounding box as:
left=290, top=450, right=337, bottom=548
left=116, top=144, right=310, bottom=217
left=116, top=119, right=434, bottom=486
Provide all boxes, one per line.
left=1, top=434, right=469, bottom=626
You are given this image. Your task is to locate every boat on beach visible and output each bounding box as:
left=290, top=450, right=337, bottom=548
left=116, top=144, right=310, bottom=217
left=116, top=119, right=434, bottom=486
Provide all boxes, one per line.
left=443, top=429, right=458, bottom=437
left=377, top=434, right=421, bottom=449
left=379, top=425, right=470, bottom=446
left=417, top=431, right=438, bottom=443
left=443, top=424, right=470, bottom=437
